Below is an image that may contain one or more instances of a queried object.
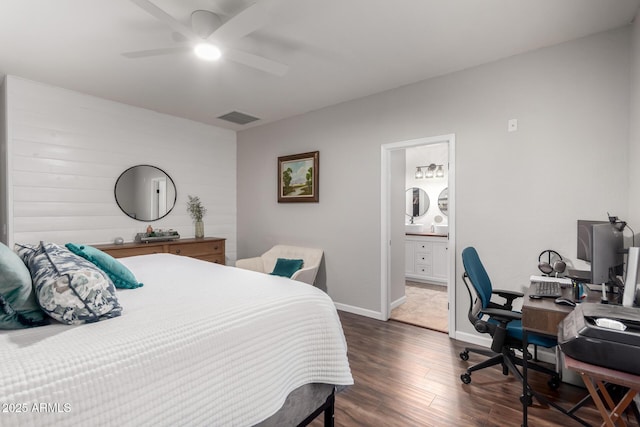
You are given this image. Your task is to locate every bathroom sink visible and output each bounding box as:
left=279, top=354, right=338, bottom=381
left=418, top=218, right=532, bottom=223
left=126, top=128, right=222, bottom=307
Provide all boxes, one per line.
left=405, top=224, right=424, bottom=233
left=433, top=224, right=449, bottom=235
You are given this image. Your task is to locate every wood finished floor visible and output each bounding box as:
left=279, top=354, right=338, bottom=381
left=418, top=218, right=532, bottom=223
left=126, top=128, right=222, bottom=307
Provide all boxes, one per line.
left=311, top=311, right=639, bottom=427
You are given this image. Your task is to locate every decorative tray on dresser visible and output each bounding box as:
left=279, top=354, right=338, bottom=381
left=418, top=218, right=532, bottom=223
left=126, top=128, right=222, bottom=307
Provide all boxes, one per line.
left=94, top=237, right=226, bottom=265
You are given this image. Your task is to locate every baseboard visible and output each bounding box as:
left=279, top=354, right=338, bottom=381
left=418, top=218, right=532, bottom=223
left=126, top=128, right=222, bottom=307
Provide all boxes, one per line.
left=405, top=275, right=447, bottom=285
left=334, top=303, right=385, bottom=320
left=455, top=331, right=492, bottom=349
left=390, top=295, right=406, bottom=310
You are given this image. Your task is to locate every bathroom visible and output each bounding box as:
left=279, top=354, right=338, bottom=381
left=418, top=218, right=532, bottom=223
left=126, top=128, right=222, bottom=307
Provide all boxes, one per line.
left=390, top=142, right=450, bottom=332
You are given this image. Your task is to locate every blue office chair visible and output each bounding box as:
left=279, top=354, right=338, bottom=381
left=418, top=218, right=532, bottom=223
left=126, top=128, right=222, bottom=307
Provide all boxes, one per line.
left=459, top=247, right=560, bottom=398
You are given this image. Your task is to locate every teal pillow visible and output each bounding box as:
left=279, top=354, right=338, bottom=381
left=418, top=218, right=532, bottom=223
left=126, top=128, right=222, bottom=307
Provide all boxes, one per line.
left=270, top=258, right=304, bottom=278
left=65, top=243, right=143, bottom=289
left=0, top=242, right=47, bottom=329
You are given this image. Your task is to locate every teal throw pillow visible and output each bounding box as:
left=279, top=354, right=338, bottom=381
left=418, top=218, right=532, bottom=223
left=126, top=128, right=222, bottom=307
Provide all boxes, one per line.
left=270, top=258, right=304, bottom=278
left=65, top=243, right=143, bottom=289
left=0, top=242, right=47, bottom=329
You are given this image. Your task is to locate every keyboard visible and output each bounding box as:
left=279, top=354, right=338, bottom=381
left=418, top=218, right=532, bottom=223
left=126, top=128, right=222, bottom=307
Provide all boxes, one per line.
left=531, top=281, right=562, bottom=298
left=530, top=275, right=572, bottom=286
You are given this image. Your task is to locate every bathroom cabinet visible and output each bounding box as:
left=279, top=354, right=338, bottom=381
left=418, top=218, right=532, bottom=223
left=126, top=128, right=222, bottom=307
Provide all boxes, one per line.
left=405, top=235, right=448, bottom=284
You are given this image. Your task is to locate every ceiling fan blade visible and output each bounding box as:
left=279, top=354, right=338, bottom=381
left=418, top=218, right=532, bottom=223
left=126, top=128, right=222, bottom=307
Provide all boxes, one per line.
left=130, top=0, right=200, bottom=42
left=224, top=49, right=288, bottom=76
left=208, top=2, right=268, bottom=45
left=122, top=46, right=191, bottom=58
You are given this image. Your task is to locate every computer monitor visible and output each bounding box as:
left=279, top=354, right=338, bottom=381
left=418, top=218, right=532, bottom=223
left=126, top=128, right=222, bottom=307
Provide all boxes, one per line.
left=577, top=219, right=607, bottom=262
left=590, top=223, right=624, bottom=286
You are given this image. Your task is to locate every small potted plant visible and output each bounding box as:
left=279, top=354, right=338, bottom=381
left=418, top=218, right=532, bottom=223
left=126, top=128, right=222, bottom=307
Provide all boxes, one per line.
left=187, top=195, right=207, bottom=238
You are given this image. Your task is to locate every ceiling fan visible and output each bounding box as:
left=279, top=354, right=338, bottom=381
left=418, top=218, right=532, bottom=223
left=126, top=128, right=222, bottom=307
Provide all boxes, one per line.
left=123, top=0, right=288, bottom=76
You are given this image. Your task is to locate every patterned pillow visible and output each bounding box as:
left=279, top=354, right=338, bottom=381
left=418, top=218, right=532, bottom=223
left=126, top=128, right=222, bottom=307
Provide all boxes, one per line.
left=14, top=242, right=122, bottom=325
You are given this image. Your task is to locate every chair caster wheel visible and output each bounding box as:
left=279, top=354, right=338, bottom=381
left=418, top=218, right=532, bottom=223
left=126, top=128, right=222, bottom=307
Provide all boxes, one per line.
left=520, top=394, right=533, bottom=406
left=460, top=351, right=469, bottom=361
left=460, top=373, right=471, bottom=384
left=548, top=376, right=560, bottom=390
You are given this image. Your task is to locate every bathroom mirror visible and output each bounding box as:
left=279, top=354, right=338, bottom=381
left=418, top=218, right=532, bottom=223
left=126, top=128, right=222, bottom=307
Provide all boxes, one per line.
left=438, top=187, right=449, bottom=216
left=114, top=165, right=177, bottom=221
left=405, top=187, right=430, bottom=218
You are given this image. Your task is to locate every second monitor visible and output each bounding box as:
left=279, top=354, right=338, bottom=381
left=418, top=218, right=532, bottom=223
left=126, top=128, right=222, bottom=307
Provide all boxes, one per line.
left=576, top=220, right=624, bottom=286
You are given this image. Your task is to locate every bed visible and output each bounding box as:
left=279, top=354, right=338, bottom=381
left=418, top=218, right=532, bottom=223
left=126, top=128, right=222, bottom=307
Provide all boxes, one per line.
left=0, top=252, right=353, bottom=426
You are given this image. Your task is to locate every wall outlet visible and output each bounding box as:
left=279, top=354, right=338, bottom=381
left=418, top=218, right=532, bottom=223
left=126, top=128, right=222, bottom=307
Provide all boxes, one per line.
left=508, top=119, right=518, bottom=132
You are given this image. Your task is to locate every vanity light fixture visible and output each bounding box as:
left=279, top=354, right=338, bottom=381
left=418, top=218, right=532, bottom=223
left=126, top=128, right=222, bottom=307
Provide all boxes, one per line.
left=425, top=164, right=436, bottom=178
left=414, top=164, right=445, bottom=179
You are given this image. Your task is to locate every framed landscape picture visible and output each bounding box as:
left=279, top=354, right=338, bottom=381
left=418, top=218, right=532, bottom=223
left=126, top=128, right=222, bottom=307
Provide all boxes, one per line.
left=278, top=151, right=319, bottom=203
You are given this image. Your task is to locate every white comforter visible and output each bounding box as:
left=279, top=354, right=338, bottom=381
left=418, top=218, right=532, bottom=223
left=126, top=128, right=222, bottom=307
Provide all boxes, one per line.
left=0, top=254, right=353, bottom=426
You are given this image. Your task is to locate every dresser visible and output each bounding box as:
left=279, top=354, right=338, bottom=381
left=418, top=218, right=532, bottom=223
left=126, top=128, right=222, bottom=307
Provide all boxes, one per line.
left=405, top=234, right=448, bottom=284
left=94, top=237, right=226, bottom=265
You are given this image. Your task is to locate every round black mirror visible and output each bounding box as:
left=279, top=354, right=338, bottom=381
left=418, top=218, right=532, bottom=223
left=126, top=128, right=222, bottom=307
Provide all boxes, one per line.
left=405, top=187, right=430, bottom=218
left=438, top=187, right=448, bottom=216
left=114, top=165, right=177, bottom=221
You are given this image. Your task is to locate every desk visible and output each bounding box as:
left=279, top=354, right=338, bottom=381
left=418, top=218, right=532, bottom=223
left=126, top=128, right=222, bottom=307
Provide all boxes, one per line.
left=522, top=284, right=604, bottom=334
left=521, top=284, right=612, bottom=426
left=564, top=355, right=640, bottom=427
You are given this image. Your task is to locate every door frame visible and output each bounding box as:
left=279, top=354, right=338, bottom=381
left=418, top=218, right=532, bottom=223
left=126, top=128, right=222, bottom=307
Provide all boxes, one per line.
left=380, top=133, right=456, bottom=338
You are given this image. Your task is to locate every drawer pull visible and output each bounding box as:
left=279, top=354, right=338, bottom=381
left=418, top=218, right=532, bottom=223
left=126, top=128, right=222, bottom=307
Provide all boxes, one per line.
left=175, top=249, right=181, bottom=254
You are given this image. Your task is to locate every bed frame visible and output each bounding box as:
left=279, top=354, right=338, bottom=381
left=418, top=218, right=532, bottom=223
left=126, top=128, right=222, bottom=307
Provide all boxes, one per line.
left=298, top=389, right=335, bottom=427
left=257, top=383, right=337, bottom=427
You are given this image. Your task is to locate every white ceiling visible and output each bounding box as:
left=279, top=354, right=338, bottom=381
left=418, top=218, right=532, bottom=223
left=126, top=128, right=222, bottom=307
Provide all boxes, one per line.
left=1, top=0, right=639, bottom=130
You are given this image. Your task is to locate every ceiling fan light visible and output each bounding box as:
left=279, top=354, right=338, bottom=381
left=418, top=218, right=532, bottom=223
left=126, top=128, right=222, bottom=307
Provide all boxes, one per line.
left=194, top=43, right=222, bottom=61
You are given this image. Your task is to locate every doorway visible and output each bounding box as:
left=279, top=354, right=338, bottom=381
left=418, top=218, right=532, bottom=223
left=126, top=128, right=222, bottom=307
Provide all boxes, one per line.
left=151, top=177, right=168, bottom=219
left=380, top=134, right=456, bottom=339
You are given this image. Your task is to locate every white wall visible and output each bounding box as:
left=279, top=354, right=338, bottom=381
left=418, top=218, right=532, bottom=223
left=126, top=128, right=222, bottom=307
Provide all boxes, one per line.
left=3, top=76, right=238, bottom=262
left=238, top=28, right=632, bottom=333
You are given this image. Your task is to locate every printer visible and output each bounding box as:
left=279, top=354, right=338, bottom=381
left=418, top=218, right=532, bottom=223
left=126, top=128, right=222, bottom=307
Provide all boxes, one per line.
left=558, top=303, right=640, bottom=375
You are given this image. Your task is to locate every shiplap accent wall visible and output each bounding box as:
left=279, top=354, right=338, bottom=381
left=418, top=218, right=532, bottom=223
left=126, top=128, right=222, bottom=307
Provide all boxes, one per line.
left=3, top=76, right=237, bottom=262
left=1, top=77, right=7, bottom=243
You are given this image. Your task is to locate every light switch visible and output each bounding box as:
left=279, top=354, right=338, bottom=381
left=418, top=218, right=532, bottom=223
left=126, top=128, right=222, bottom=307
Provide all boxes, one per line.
left=508, top=119, right=518, bottom=132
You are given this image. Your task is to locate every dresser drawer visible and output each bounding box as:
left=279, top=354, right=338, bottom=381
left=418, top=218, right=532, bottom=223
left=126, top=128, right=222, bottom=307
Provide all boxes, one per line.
left=168, top=241, right=224, bottom=257
left=416, top=264, right=433, bottom=276
left=194, top=254, right=225, bottom=264
left=415, top=242, right=432, bottom=252
left=103, top=246, right=162, bottom=258
left=415, top=252, right=432, bottom=266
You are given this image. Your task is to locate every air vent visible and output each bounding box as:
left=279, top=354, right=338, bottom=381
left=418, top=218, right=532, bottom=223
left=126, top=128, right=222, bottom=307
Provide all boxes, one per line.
left=217, top=111, right=260, bottom=125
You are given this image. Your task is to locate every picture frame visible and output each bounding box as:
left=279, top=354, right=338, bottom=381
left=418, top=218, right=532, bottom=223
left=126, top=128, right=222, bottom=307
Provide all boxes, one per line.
left=278, top=151, right=319, bottom=203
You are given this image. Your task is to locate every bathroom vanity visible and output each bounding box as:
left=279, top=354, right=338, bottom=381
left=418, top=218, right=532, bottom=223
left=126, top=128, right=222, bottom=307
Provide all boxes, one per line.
left=405, top=233, right=448, bottom=284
